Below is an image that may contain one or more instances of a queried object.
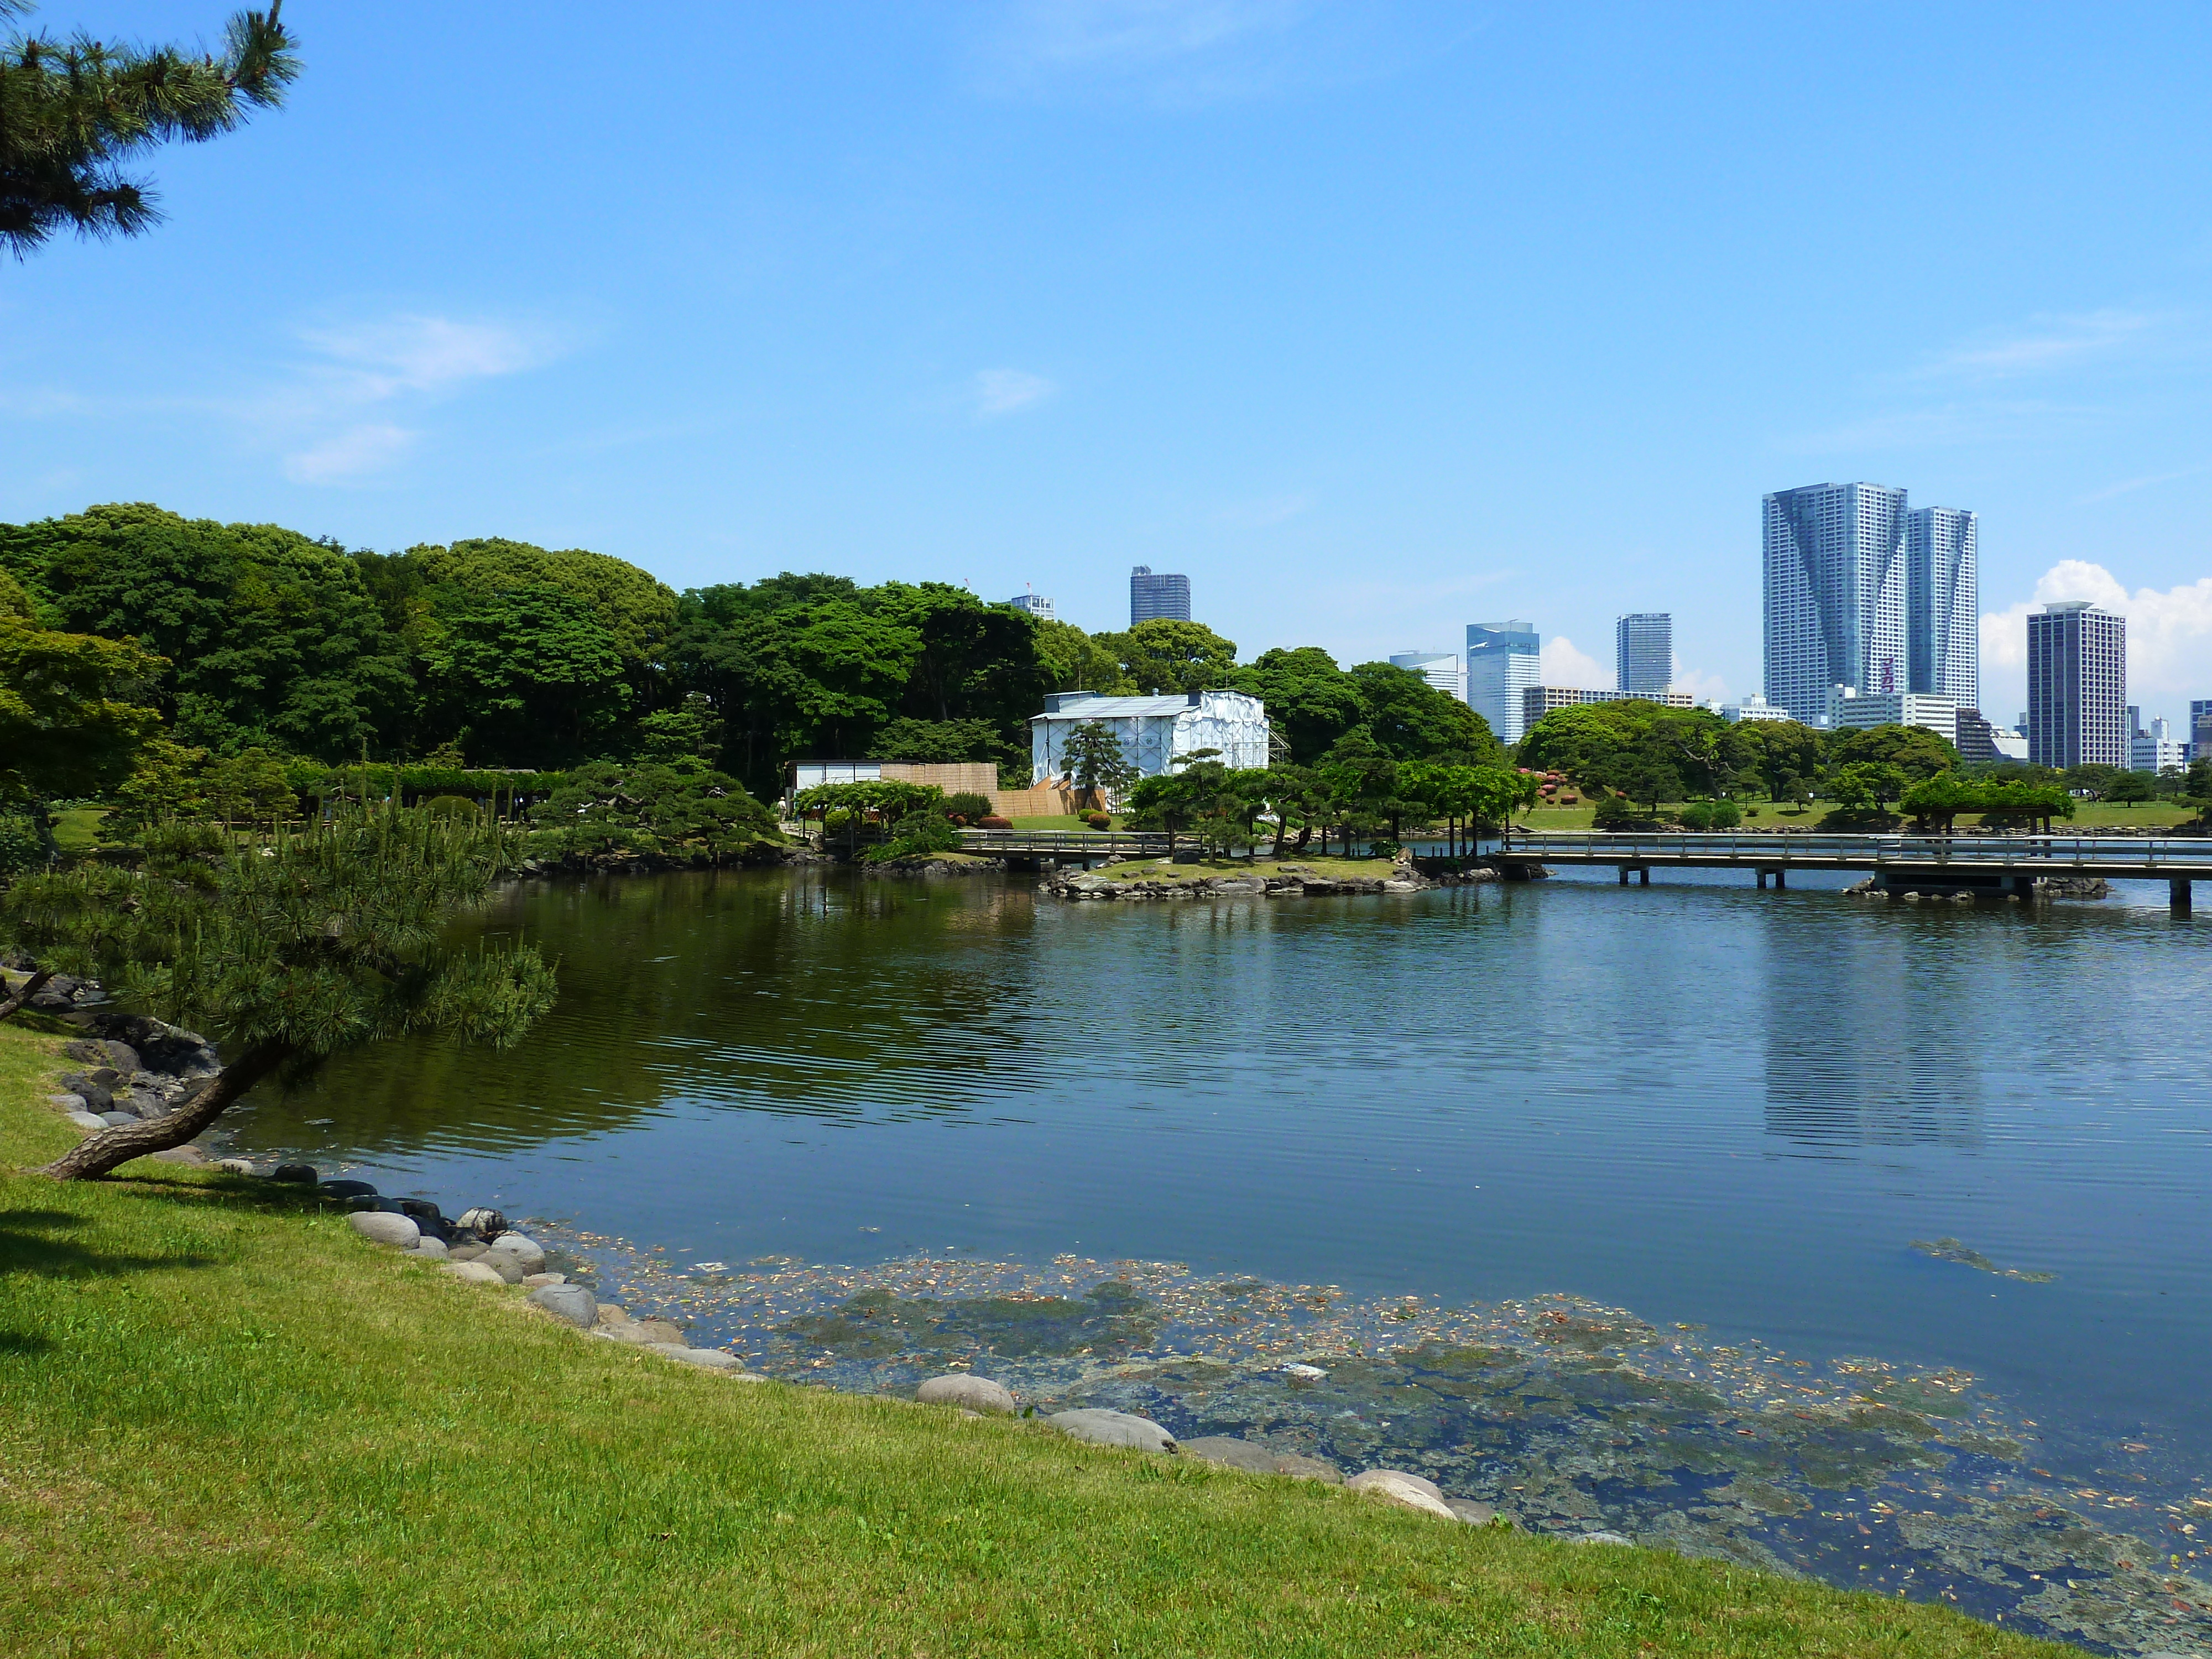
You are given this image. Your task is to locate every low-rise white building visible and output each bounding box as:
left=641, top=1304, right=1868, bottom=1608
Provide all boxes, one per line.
left=1719, top=693, right=1794, bottom=724
left=1030, top=689, right=1270, bottom=785
left=1826, top=687, right=1957, bottom=739
left=2132, top=718, right=2188, bottom=774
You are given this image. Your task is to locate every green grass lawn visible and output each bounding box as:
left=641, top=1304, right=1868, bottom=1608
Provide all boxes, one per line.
left=45, top=806, right=108, bottom=852
left=0, top=1024, right=2056, bottom=1657
left=1008, top=814, right=1121, bottom=831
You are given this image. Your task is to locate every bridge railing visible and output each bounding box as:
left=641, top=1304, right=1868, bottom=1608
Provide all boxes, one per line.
left=957, top=829, right=1175, bottom=856
left=1500, top=832, right=2212, bottom=870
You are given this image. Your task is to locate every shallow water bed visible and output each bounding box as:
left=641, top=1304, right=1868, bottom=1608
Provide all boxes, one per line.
left=544, top=1227, right=2212, bottom=1657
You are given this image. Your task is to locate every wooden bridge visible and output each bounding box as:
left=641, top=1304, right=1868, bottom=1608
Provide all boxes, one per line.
left=1493, top=832, right=2210, bottom=912
left=956, top=828, right=1173, bottom=862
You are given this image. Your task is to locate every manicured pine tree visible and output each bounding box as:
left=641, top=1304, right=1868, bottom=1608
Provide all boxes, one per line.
left=3, top=805, right=557, bottom=1181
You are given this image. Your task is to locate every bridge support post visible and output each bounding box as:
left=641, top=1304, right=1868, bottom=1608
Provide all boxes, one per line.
left=1619, top=867, right=1630, bottom=886
left=2176, top=879, right=2194, bottom=917
left=1773, top=868, right=1785, bottom=890
left=1756, top=870, right=1767, bottom=889
left=1637, top=868, right=1651, bottom=886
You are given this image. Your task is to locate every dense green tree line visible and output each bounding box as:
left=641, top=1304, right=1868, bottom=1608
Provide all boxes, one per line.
left=0, top=503, right=1499, bottom=813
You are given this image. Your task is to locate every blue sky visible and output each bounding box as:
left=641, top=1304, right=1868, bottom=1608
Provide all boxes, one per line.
left=6, top=1, right=2212, bottom=721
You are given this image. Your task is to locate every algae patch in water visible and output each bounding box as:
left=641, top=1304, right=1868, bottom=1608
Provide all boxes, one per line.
left=547, top=1235, right=2212, bottom=1658
left=778, top=1279, right=1159, bottom=1359
left=1911, top=1237, right=2059, bottom=1283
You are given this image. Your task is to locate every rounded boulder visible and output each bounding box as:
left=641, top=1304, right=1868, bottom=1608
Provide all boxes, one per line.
left=67, top=1111, right=108, bottom=1133
left=486, top=1232, right=546, bottom=1273
left=409, top=1237, right=450, bottom=1259
left=319, top=1178, right=379, bottom=1200
left=347, top=1211, right=421, bottom=1248
left=445, top=1260, right=508, bottom=1287
left=456, top=1206, right=508, bottom=1239
left=528, top=1283, right=597, bottom=1328
left=644, top=1343, right=744, bottom=1371
left=1046, top=1408, right=1175, bottom=1453
left=270, top=1163, right=318, bottom=1184
left=916, top=1373, right=1018, bottom=1414
left=1347, top=1469, right=1457, bottom=1521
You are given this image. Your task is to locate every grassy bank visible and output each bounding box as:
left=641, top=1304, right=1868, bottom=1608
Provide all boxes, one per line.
left=0, top=1027, right=2054, bottom=1658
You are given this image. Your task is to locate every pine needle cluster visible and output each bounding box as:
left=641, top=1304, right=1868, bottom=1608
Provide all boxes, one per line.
left=0, top=0, right=298, bottom=257
left=4, top=804, right=557, bottom=1179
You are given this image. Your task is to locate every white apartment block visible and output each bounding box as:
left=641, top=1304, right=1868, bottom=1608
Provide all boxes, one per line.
left=1825, top=687, right=1958, bottom=741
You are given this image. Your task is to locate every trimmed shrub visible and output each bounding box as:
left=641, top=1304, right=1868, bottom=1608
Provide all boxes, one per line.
left=1083, top=812, right=1112, bottom=830
left=977, top=815, right=1012, bottom=830
left=945, top=792, right=993, bottom=825
left=1678, top=800, right=1743, bottom=831
left=422, top=795, right=483, bottom=821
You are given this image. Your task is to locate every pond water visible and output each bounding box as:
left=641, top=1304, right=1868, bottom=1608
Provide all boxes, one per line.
left=232, top=866, right=2212, bottom=1653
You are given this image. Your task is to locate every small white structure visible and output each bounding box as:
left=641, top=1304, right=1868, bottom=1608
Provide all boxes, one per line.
left=1030, top=690, right=1270, bottom=784
left=1827, top=686, right=1957, bottom=739
left=1719, top=692, right=1794, bottom=724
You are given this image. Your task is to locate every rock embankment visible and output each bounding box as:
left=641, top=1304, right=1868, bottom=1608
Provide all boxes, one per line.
left=1045, top=861, right=1474, bottom=902
left=323, top=1181, right=768, bottom=1378
left=46, top=1020, right=225, bottom=1148
left=909, top=1368, right=1547, bottom=1530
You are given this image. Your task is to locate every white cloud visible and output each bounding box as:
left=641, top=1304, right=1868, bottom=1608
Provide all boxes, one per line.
left=264, top=312, right=564, bottom=484
left=1980, top=560, right=2212, bottom=716
left=295, top=315, right=555, bottom=399
left=2073, top=466, right=2201, bottom=504
left=972, top=368, right=1055, bottom=418
left=1917, top=310, right=2157, bottom=380
left=1540, top=634, right=1606, bottom=690
left=284, top=424, right=418, bottom=486
left=1672, top=665, right=1728, bottom=704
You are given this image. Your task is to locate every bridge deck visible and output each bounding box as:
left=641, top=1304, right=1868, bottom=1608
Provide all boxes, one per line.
left=1496, top=832, right=2212, bottom=881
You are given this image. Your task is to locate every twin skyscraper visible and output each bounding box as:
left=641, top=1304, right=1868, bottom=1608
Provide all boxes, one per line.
left=1761, top=482, right=1978, bottom=726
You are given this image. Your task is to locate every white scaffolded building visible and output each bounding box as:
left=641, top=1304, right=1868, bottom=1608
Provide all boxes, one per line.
left=1030, top=690, right=1271, bottom=791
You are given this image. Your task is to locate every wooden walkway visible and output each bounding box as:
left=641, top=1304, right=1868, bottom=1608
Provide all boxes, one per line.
left=1495, top=832, right=2210, bottom=910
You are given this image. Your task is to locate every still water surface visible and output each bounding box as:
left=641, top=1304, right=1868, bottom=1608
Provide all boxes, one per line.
left=239, top=867, right=2212, bottom=1648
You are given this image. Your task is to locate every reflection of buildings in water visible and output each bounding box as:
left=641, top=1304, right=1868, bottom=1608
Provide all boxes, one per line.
left=1760, top=913, right=1984, bottom=1152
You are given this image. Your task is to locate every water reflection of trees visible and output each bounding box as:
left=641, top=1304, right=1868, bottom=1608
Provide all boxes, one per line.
left=251, top=869, right=1060, bottom=1156
left=1760, top=906, right=1984, bottom=1154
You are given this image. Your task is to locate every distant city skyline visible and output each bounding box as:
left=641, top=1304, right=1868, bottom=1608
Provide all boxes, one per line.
left=3, top=6, right=2208, bottom=720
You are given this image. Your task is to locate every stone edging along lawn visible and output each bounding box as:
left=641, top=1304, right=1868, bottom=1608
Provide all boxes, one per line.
left=0, top=1022, right=2060, bottom=1657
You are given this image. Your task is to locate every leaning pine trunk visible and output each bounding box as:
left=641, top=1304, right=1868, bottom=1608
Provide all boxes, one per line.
left=42, top=1042, right=291, bottom=1182
left=0, top=969, right=57, bottom=1025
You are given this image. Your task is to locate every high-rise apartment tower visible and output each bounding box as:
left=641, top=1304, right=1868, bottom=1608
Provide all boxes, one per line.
left=2027, top=601, right=2127, bottom=769
left=1615, top=613, right=1672, bottom=697
left=1129, top=566, right=1191, bottom=626
left=1467, top=620, right=1541, bottom=743
left=1762, top=483, right=1908, bottom=726
left=1907, top=507, right=1979, bottom=706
